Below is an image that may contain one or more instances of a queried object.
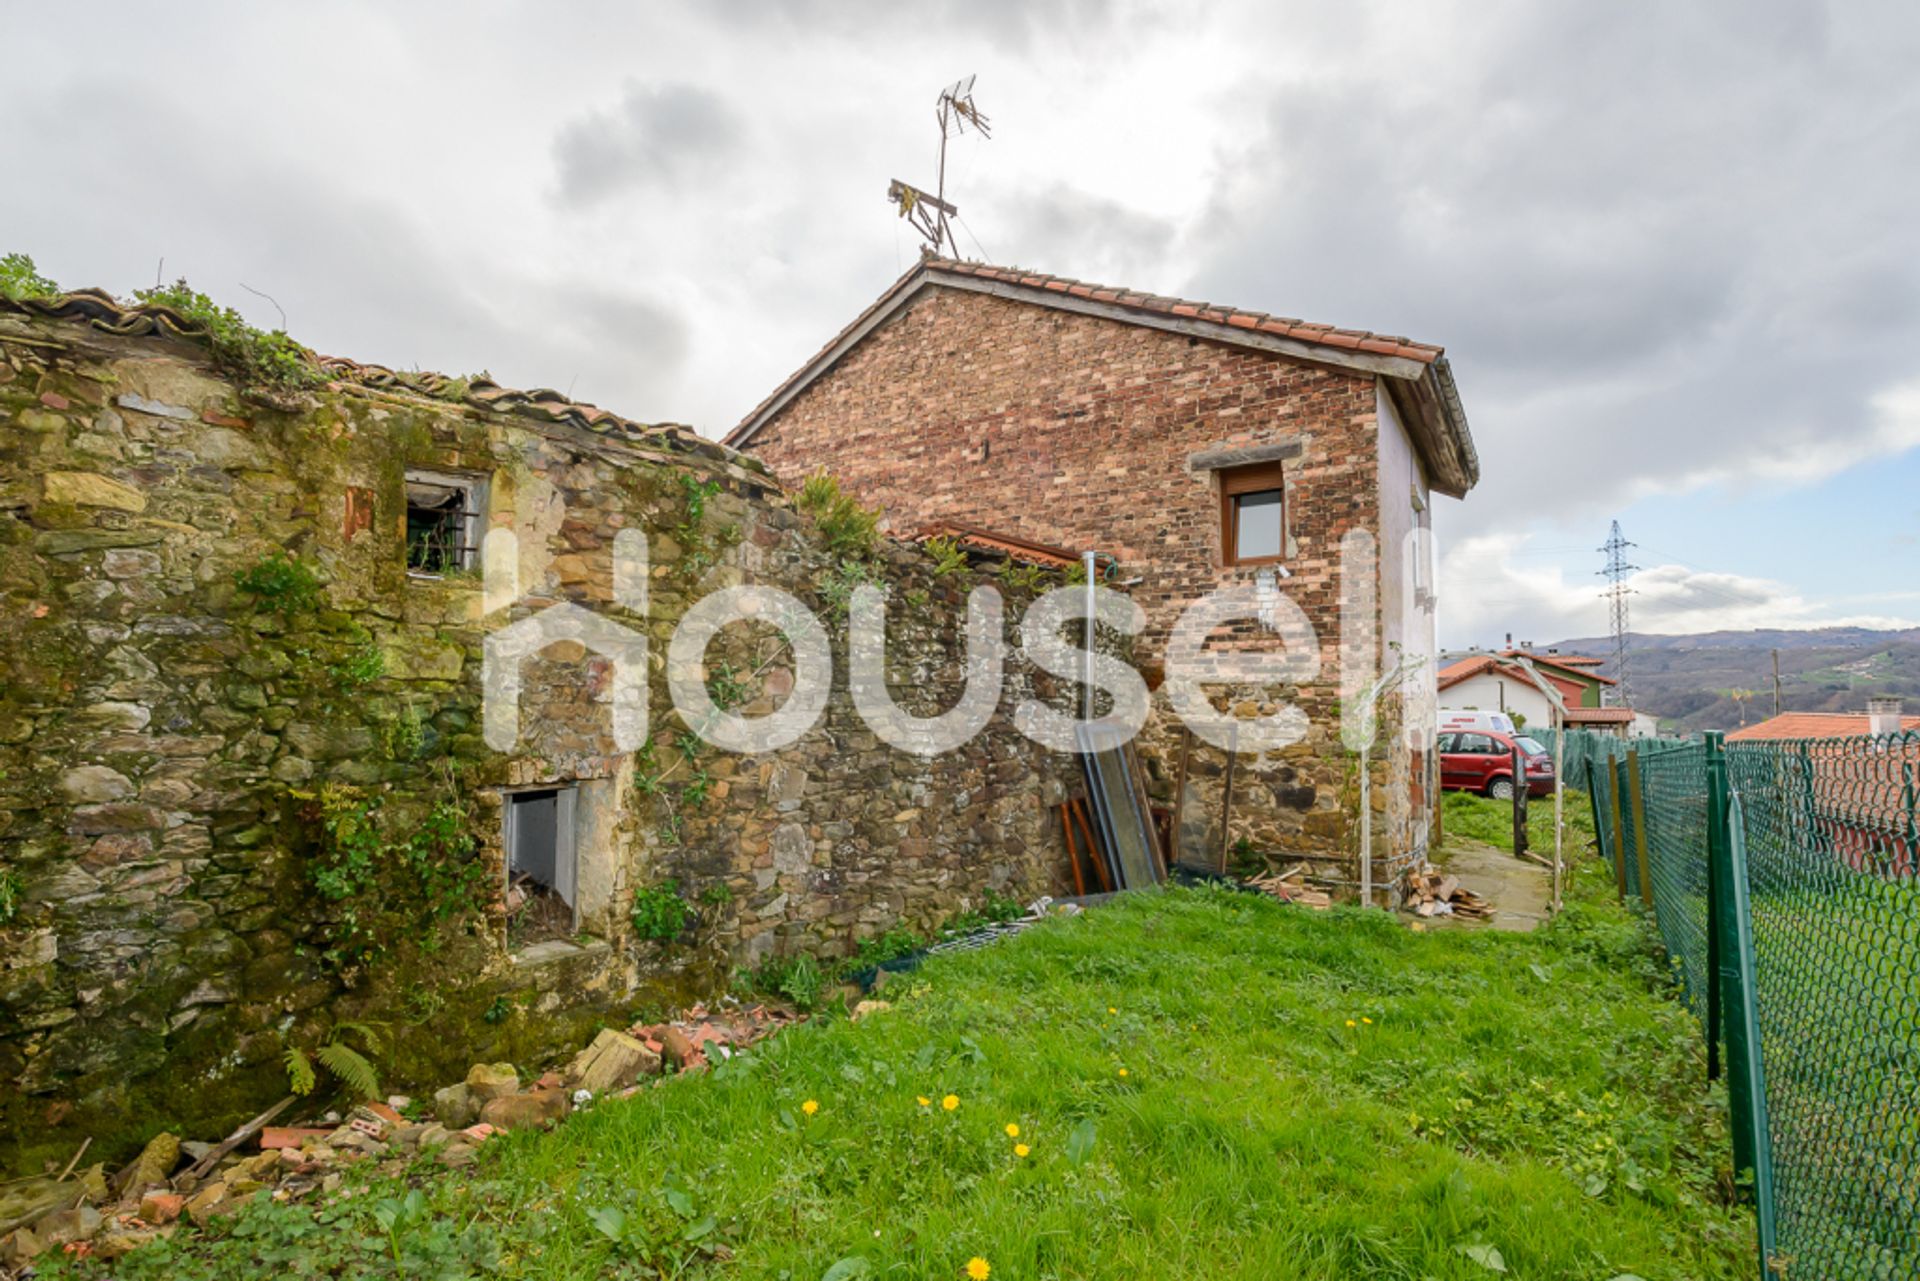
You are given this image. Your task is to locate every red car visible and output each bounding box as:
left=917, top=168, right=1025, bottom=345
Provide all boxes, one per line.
left=1437, top=730, right=1555, bottom=799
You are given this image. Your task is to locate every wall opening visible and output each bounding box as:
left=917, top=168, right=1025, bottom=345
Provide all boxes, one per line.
left=505, top=785, right=577, bottom=948
left=405, top=468, right=483, bottom=575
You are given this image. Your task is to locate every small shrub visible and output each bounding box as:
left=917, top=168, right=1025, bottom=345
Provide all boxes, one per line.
left=234, top=552, right=321, bottom=614
left=700, top=882, right=734, bottom=907
left=631, top=880, right=692, bottom=941
left=797, top=472, right=880, bottom=559
left=746, top=953, right=824, bottom=1010
left=135, top=279, right=321, bottom=391
left=0, top=252, right=60, bottom=302
left=838, top=925, right=924, bottom=978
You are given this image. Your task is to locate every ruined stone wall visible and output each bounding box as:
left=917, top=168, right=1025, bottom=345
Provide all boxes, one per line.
left=742, top=287, right=1399, bottom=879
left=0, top=309, right=1078, bottom=1173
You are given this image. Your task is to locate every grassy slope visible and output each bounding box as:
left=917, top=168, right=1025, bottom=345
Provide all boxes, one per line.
left=61, top=810, right=1751, bottom=1281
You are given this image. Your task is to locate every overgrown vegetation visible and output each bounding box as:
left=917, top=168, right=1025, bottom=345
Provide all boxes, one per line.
left=630, top=880, right=693, bottom=942
left=796, top=471, right=881, bottom=559
left=0, top=251, right=60, bottom=302
left=299, top=783, right=487, bottom=971
left=63, top=865, right=1752, bottom=1280
left=232, top=552, right=321, bottom=614
left=135, top=279, right=322, bottom=392
left=669, top=471, right=742, bottom=586
left=1440, top=786, right=1597, bottom=857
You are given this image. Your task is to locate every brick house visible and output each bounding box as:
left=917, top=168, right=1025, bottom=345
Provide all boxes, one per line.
left=725, top=258, right=1480, bottom=895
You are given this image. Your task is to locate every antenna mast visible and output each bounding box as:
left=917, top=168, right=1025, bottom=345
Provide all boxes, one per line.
left=889, top=75, right=991, bottom=259
left=1598, top=520, right=1639, bottom=707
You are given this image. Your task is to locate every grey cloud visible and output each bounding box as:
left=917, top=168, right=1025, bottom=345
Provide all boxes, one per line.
left=554, top=83, right=744, bottom=206
left=0, top=84, right=690, bottom=420
left=1184, top=1, right=1920, bottom=541
left=702, top=0, right=1137, bottom=56
left=1001, top=184, right=1176, bottom=281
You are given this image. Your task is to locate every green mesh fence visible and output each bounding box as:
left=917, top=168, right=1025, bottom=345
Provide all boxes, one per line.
left=1586, top=730, right=1920, bottom=1278
left=1724, top=734, right=1920, bottom=1278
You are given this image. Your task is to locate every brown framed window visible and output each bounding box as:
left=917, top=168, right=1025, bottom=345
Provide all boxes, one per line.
left=1220, top=461, right=1286, bottom=566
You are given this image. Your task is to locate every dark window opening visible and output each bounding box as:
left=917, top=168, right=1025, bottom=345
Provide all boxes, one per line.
left=405, top=472, right=479, bottom=574
left=1219, top=461, right=1287, bottom=567
left=505, top=787, right=577, bottom=948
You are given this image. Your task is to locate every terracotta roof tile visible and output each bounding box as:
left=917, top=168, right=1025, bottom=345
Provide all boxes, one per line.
left=1727, top=712, right=1920, bottom=742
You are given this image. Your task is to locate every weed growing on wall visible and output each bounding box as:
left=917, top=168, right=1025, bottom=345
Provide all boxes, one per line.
left=922, top=534, right=971, bottom=579
left=0, top=867, right=22, bottom=926
left=234, top=552, right=322, bottom=613
left=797, top=471, right=880, bottom=559
left=630, top=880, right=692, bottom=942
left=671, top=471, right=743, bottom=586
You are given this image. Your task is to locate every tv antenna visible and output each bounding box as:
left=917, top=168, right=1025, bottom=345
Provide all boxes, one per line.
left=889, top=75, right=991, bottom=259
left=1598, top=520, right=1639, bottom=706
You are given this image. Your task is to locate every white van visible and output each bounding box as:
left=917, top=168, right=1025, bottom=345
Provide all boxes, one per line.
left=1438, top=709, right=1518, bottom=738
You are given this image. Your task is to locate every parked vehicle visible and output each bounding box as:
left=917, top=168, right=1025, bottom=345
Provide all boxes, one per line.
left=1438, top=709, right=1519, bottom=739
left=1438, top=729, right=1555, bottom=799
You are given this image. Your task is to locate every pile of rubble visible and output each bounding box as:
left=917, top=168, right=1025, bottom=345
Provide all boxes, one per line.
left=1403, top=865, right=1493, bottom=920
left=0, top=1000, right=797, bottom=1270
left=1244, top=865, right=1333, bottom=910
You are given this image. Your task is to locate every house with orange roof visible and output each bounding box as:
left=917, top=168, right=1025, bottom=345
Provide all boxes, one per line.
left=725, top=256, right=1480, bottom=893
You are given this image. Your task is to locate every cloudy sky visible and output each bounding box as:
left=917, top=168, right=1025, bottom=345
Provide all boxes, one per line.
left=6, top=1, right=1917, bottom=647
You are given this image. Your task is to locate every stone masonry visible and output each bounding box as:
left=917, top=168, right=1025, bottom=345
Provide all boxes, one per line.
left=0, top=296, right=1082, bottom=1174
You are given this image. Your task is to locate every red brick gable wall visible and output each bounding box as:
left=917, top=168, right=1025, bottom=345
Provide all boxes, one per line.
left=746, top=285, right=1384, bottom=672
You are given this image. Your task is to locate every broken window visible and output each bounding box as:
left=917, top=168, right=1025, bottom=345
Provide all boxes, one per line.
left=505, top=786, right=577, bottom=946
left=1219, top=461, right=1286, bottom=567
left=404, top=470, right=482, bottom=574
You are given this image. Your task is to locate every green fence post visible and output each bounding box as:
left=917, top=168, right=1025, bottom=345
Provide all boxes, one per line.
left=1628, top=745, right=1655, bottom=912
left=1609, top=751, right=1630, bottom=902
left=1585, top=758, right=1610, bottom=869
left=1723, top=792, right=1779, bottom=1272
left=1704, top=732, right=1724, bottom=1083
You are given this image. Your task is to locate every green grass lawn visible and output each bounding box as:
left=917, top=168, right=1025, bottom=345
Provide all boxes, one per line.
left=57, top=839, right=1752, bottom=1281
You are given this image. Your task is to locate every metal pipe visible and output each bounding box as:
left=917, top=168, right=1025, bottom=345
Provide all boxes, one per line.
left=1082, top=551, right=1097, bottom=721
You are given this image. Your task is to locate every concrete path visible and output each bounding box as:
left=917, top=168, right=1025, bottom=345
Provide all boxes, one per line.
left=1421, top=840, right=1554, bottom=932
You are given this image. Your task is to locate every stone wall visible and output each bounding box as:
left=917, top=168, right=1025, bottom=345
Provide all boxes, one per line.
left=740, top=285, right=1424, bottom=880
left=0, top=304, right=1081, bottom=1173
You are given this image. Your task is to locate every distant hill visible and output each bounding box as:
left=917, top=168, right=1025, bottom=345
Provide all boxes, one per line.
left=1520, top=628, right=1920, bottom=735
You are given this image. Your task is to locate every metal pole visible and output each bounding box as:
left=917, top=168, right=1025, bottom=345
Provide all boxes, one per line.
left=1081, top=551, right=1096, bottom=722
left=1553, top=714, right=1565, bottom=912
left=1360, top=741, right=1372, bottom=908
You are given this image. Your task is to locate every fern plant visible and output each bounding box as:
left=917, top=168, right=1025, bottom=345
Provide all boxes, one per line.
left=284, top=1021, right=386, bottom=1100
left=796, top=472, right=880, bottom=559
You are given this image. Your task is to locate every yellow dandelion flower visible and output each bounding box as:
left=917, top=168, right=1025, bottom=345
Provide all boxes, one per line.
left=1014, top=1143, right=1030, bottom=1158
left=1005, top=1123, right=1020, bottom=1138
left=1107, top=1006, right=1117, bottom=1015
left=1345, top=1019, right=1357, bottom=1028
left=1362, top=1017, right=1373, bottom=1025
left=801, top=1099, right=819, bottom=1116
left=942, top=1094, right=960, bottom=1112
left=966, top=1258, right=991, bottom=1280
left=917, top=1096, right=931, bottom=1108
left=1117, top=1068, right=1129, bottom=1078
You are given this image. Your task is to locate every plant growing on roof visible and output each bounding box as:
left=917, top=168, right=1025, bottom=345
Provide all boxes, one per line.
left=0, top=252, right=60, bottom=302
left=134, top=278, right=322, bottom=392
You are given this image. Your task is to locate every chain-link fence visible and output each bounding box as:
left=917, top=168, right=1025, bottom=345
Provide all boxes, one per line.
left=1581, top=728, right=1919, bottom=1279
